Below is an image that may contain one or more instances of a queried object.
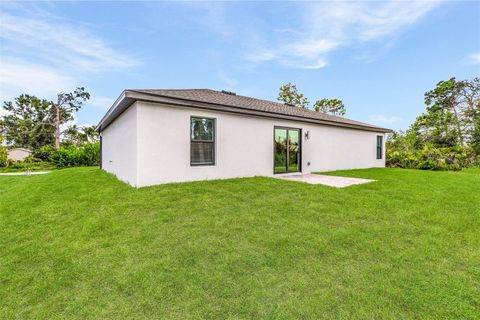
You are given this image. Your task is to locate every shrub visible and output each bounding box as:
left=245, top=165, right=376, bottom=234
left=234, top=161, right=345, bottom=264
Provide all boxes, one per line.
left=51, top=142, right=100, bottom=168
left=80, top=143, right=101, bottom=166
left=5, top=160, right=54, bottom=171
left=386, top=145, right=478, bottom=171
left=1, top=143, right=100, bottom=170
left=33, top=145, right=56, bottom=162
left=0, top=146, right=7, bottom=167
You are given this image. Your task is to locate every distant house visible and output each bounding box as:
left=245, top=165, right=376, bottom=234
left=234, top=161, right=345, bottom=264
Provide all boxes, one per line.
left=7, top=148, right=32, bottom=161
left=97, top=89, right=390, bottom=187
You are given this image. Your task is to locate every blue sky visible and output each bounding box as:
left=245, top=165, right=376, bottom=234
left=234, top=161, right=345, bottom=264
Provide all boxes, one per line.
left=0, top=1, right=479, bottom=129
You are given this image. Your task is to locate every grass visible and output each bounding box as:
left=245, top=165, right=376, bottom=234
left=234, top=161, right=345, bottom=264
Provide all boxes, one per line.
left=0, top=162, right=55, bottom=173
left=274, top=164, right=299, bottom=173
left=1, top=167, right=479, bottom=319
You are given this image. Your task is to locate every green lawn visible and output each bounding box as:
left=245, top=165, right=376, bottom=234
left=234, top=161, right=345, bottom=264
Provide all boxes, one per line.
left=0, top=162, right=55, bottom=173
left=1, top=167, right=479, bottom=319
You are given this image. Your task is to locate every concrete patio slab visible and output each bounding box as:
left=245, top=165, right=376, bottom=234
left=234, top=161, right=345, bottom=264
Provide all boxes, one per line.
left=273, top=173, right=375, bottom=188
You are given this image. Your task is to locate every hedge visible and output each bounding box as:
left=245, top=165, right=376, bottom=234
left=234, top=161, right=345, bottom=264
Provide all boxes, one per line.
left=386, top=145, right=479, bottom=171
left=50, top=143, right=100, bottom=168
left=0, top=143, right=101, bottom=169
left=0, top=146, right=7, bottom=167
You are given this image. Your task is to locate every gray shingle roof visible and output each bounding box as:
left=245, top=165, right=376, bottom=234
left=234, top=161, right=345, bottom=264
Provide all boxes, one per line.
left=130, top=89, right=389, bottom=132
left=97, top=88, right=390, bottom=132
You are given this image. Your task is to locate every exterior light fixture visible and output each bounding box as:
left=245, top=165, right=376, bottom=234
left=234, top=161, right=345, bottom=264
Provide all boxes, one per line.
left=305, top=131, right=310, bottom=140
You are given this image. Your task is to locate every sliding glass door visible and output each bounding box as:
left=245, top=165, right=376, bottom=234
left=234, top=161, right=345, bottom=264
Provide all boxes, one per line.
left=274, top=128, right=288, bottom=173
left=274, top=127, right=301, bottom=174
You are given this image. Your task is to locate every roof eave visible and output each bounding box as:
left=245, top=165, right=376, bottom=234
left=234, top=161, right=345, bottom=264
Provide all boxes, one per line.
left=96, top=90, right=134, bottom=132
left=97, top=90, right=391, bottom=133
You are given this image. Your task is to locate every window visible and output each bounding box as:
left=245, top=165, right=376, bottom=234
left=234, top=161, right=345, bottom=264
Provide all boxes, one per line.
left=190, top=117, right=215, bottom=165
left=376, top=135, right=383, bottom=159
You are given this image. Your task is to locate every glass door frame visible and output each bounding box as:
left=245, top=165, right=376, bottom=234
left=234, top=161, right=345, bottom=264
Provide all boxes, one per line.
left=273, top=126, right=302, bottom=174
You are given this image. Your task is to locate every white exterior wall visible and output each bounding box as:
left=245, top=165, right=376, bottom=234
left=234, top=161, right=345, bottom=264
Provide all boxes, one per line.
left=101, top=103, right=138, bottom=186
left=130, top=101, right=385, bottom=187
left=7, top=149, right=31, bottom=161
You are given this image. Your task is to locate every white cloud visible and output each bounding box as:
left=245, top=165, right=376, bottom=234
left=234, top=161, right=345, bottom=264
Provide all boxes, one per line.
left=0, top=59, right=75, bottom=102
left=351, top=1, right=441, bottom=41
left=369, top=115, right=402, bottom=124
left=246, top=50, right=277, bottom=63
left=86, top=96, right=115, bottom=110
left=291, top=39, right=339, bottom=59
left=249, top=1, right=443, bottom=69
left=0, top=107, right=8, bottom=117
left=180, top=2, right=232, bottom=37
left=0, top=11, right=137, bottom=73
left=217, top=71, right=239, bottom=87
left=468, top=52, right=480, bottom=64
left=283, top=58, right=329, bottom=70
left=0, top=4, right=138, bottom=125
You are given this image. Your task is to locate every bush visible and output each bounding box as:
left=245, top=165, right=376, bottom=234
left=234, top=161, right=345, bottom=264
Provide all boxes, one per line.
left=51, top=142, right=100, bottom=168
left=386, top=145, right=478, bottom=171
left=0, top=146, right=7, bottom=167
left=33, top=145, right=56, bottom=162
left=1, top=143, right=100, bottom=170
left=3, top=160, right=54, bottom=171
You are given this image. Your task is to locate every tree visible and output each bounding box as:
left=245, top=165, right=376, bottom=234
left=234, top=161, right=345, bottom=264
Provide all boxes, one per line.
left=458, top=77, right=480, bottom=153
left=386, top=130, right=418, bottom=152
left=424, top=78, right=464, bottom=145
left=472, top=115, right=480, bottom=155
left=51, top=87, right=90, bottom=148
left=0, top=95, right=55, bottom=150
left=413, top=77, right=480, bottom=150
left=0, top=87, right=91, bottom=150
left=63, top=125, right=99, bottom=146
left=385, top=77, right=480, bottom=171
left=410, top=104, right=459, bottom=148
left=81, top=125, right=99, bottom=144
left=277, top=82, right=309, bottom=108
left=0, top=136, right=7, bottom=167
left=313, top=99, right=346, bottom=116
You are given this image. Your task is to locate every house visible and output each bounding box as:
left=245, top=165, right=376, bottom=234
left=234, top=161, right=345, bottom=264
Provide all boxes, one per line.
left=7, top=148, right=32, bottom=161
left=97, top=89, right=390, bottom=187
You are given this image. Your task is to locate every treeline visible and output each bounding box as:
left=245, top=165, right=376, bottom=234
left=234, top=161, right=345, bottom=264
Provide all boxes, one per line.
left=387, top=77, right=480, bottom=170
left=0, top=88, right=100, bottom=170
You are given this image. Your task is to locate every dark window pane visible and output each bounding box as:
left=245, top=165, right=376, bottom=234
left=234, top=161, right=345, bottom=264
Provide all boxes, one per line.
left=191, top=118, right=214, bottom=141
left=274, top=128, right=287, bottom=173
left=288, top=129, right=300, bottom=172
left=376, top=136, right=383, bottom=159
left=191, top=142, right=214, bottom=165
left=190, top=117, right=215, bottom=166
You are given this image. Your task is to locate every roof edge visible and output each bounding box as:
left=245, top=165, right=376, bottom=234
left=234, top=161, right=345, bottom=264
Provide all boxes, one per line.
left=96, top=90, right=130, bottom=131
left=97, top=90, right=391, bottom=133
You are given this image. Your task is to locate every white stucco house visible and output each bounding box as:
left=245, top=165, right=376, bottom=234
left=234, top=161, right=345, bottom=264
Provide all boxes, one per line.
left=7, top=148, right=32, bottom=161
left=97, top=89, right=390, bottom=187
